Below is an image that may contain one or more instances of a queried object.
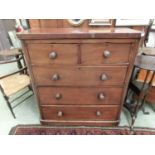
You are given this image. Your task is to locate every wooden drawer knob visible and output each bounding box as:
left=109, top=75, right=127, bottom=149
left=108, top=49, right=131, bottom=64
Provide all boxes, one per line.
left=52, top=73, right=60, bottom=81
left=49, top=51, right=57, bottom=59
left=55, top=93, right=62, bottom=100
left=103, top=50, right=111, bottom=58
left=57, top=111, right=63, bottom=117
left=96, top=111, right=101, bottom=116
left=98, top=93, right=105, bottom=100
left=100, top=73, right=108, bottom=81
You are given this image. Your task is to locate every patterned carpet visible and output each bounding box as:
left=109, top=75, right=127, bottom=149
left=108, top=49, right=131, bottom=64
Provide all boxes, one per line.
left=9, top=125, right=155, bottom=135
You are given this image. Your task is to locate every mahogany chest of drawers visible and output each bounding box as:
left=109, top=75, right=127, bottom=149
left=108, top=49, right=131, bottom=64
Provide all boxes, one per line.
left=17, top=28, right=141, bottom=126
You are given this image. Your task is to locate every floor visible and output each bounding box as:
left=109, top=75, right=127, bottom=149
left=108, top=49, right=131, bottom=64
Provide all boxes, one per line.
left=0, top=32, right=155, bottom=135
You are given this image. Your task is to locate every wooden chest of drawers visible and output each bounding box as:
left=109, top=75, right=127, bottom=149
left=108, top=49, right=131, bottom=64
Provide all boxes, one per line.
left=17, top=28, right=141, bottom=126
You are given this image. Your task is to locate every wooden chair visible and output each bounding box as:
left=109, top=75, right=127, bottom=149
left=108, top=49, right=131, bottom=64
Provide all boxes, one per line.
left=0, top=48, right=33, bottom=118
left=124, top=55, right=155, bottom=130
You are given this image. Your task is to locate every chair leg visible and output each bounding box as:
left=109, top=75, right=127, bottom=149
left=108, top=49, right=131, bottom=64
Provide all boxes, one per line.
left=125, top=89, right=133, bottom=104
left=130, top=100, right=139, bottom=132
left=141, top=96, right=150, bottom=115
left=4, top=96, right=16, bottom=119
left=130, top=114, right=136, bottom=131
left=130, top=97, right=142, bottom=131
left=149, top=104, right=155, bottom=112
left=142, top=106, right=150, bottom=115
left=15, top=55, right=24, bottom=73
left=28, top=85, right=33, bottom=92
left=28, top=85, right=31, bottom=91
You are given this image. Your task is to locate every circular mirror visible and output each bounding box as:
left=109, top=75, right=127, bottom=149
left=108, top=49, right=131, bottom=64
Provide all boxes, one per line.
left=68, top=19, right=85, bottom=26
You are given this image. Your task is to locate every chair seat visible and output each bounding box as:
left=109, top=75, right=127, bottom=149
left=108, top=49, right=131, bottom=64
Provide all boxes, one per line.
left=139, top=47, right=155, bottom=56
left=0, top=74, right=30, bottom=96
left=0, top=48, right=22, bottom=56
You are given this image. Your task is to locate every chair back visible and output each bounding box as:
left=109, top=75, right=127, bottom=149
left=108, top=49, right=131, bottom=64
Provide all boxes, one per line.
left=0, top=49, right=27, bottom=80
left=135, top=55, right=155, bottom=87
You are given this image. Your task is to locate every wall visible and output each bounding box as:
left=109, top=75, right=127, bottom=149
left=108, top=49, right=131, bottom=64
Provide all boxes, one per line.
left=0, top=19, right=16, bottom=60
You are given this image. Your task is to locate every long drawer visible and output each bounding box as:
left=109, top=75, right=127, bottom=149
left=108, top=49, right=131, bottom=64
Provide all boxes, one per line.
left=41, top=105, right=120, bottom=121
left=32, top=66, right=127, bottom=86
left=38, top=87, right=123, bottom=105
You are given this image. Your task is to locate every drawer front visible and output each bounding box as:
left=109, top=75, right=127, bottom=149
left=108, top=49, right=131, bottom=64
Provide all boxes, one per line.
left=38, top=87, right=123, bottom=105
left=41, top=105, right=120, bottom=121
left=32, top=66, right=127, bottom=86
left=27, top=44, right=78, bottom=65
left=81, top=43, right=131, bottom=65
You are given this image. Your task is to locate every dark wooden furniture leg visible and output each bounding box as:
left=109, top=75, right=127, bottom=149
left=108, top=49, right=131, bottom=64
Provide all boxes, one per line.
left=141, top=95, right=150, bottom=115
left=0, top=86, right=16, bottom=118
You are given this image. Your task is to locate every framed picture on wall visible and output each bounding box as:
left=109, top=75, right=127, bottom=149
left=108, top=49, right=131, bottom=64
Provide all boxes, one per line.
left=116, top=19, right=150, bottom=26
left=89, top=19, right=114, bottom=26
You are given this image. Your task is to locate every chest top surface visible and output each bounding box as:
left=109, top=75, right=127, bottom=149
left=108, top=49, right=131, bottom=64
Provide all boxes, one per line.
left=17, top=28, right=142, bottom=40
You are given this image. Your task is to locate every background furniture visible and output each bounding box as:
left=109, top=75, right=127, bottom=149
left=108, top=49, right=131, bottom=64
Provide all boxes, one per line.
left=28, top=19, right=116, bottom=28
left=28, top=19, right=150, bottom=48
left=124, top=55, right=155, bottom=130
left=17, top=23, right=141, bottom=126
left=28, top=19, right=150, bottom=29
left=0, top=48, right=33, bottom=118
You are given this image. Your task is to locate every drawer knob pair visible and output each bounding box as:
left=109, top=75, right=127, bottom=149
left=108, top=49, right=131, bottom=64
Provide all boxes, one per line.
left=58, top=111, right=101, bottom=117
left=49, top=51, right=57, bottom=59
left=57, top=111, right=63, bottom=117
left=52, top=74, right=60, bottom=81
left=100, top=73, right=108, bottom=81
left=98, top=93, right=105, bottom=100
left=103, top=50, right=111, bottom=58
left=55, top=93, right=62, bottom=100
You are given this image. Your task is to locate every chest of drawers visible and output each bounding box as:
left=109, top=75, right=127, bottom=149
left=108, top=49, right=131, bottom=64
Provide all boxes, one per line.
left=17, top=28, right=141, bottom=126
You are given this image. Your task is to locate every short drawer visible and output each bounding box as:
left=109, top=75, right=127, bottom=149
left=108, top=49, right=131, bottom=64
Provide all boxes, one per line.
left=81, top=43, right=131, bottom=65
left=27, top=44, right=78, bottom=65
left=32, top=66, right=127, bottom=86
left=41, top=105, right=120, bottom=121
left=38, top=87, right=123, bottom=105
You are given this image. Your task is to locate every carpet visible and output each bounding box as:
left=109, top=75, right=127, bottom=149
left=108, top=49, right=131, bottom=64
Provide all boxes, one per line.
left=9, top=125, right=155, bottom=135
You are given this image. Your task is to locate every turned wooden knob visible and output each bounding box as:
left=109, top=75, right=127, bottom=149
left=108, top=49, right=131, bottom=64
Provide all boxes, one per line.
left=49, top=51, right=57, bottom=59
left=100, top=73, right=108, bottom=81
left=57, top=111, right=63, bottom=117
left=103, top=50, right=111, bottom=58
left=98, top=93, right=105, bottom=100
left=55, top=93, right=62, bottom=100
left=52, top=73, right=60, bottom=81
left=96, top=111, right=101, bottom=116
